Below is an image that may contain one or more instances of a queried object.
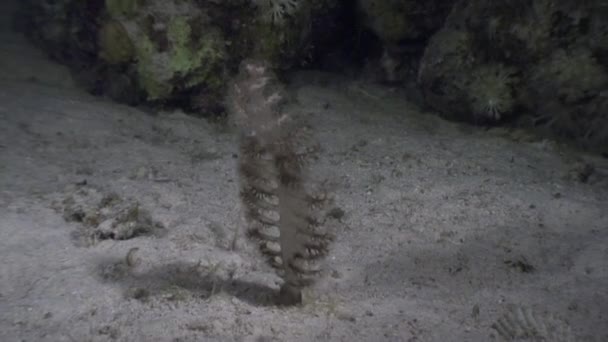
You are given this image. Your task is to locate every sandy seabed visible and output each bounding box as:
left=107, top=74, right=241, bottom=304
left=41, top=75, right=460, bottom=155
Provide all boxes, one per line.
left=1, top=2, right=607, bottom=341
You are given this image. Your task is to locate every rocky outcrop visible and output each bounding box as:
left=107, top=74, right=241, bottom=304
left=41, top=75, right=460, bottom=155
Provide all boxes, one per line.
left=16, top=0, right=341, bottom=112
left=417, top=0, right=608, bottom=153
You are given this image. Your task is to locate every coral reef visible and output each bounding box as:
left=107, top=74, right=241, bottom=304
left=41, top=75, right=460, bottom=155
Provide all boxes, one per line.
left=17, top=0, right=607, bottom=153
left=417, top=27, right=477, bottom=121
left=105, top=0, right=141, bottom=18
left=357, top=0, right=455, bottom=46
left=525, top=47, right=608, bottom=153
left=528, top=48, right=607, bottom=106
left=356, top=0, right=456, bottom=82
left=17, top=0, right=234, bottom=108
left=416, top=0, right=608, bottom=152
left=17, top=0, right=341, bottom=110
left=98, top=20, right=134, bottom=65
left=132, top=14, right=227, bottom=101
left=17, top=0, right=103, bottom=63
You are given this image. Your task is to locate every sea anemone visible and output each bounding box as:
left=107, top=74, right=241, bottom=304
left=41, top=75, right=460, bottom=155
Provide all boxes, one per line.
left=252, top=0, right=299, bottom=26
left=467, top=64, right=518, bottom=122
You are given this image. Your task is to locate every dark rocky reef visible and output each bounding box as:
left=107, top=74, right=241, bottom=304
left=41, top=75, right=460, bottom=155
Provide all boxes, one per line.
left=15, top=0, right=343, bottom=113
left=14, top=0, right=608, bottom=154
left=416, top=0, right=608, bottom=153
